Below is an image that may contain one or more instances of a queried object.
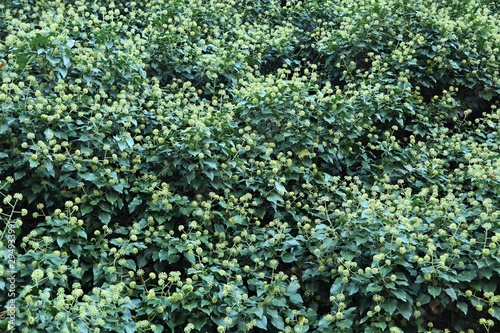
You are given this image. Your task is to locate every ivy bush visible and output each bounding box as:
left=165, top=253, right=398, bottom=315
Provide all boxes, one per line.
left=1, top=0, right=500, bottom=332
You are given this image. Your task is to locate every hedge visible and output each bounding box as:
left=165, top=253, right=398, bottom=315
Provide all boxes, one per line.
left=1, top=0, right=499, bottom=332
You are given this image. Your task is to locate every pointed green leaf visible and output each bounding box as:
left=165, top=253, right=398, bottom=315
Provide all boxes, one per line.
left=203, top=160, right=217, bottom=169
left=98, top=212, right=111, bottom=224
left=118, top=140, right=127, bottom=151
left=391, top=289, right=408, bottom=302
left=457, top=270, right=476, bottom=282
left=158, top=250, right=169, bottom=262
left=267, top=191, right=283, bottom=204
left=152, top=324, right=164, bottom=333
left=233, top=214, right=245, bottom=224
left=457, top=301, right=468, bottom=315
left=80, top=173, right=99, bottom=182
left=75, top=229, right=87, bottom=239
left=44, top=161, right=55, bottom=177
left=29, top=159, right=40, bottom=168
left=428, top=285, right=441, bottom=298
left=267, top=308, right=284, bottom=330
left=282, top=252, right=296, bottom=263
left=128, top=197, right=143, bottom=213
left=444, top=287, right=457, bottom=301
left=490, top=306, right=500, bottom=320
left=255, top=315, right=267, bottom=330
left=416, top=293, right=431, bottom=305
left=398, top=302, right=412, bottom=320
left=382, top=298, right=398, bottom=315
left=192, top=316, right=207, bottom=330
left=57, top=236, right=69, bottom=247
left=105, top=192, right=119, bottom=205
left=126, top=136, right=134, bottom=148
left=275, top=181, right=286, bottom=194
left=288, top=292, right=303, bottom=305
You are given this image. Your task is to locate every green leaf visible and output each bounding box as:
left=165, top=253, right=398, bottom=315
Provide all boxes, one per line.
left=75, top=229, right=87, bottom=239
left=126, top=136, right=134, bottom=148
left=282, top=252, right=296, bottom=263
left=398, top=302, right=412, bottom=320
left=416, top=293, right=431, bottom=305
left=479, top=267, right=493, bottom=279
left=203, top=160, right=217, bottom=169
left=284, top=238, right=301, bottom=248
left=56, top=66, right=68, bottom=78
left=366, top=283, right=383, bottom=293
left=457, top=270, right=476, bottom=282
left=288, top=293, right=303, bottom=305
left=490, top=306, right=500, bottom=320
left=80, top=173, right=99, bottom=182
left=233, top=214, right=245, bottom=224
left=456, top=301, right=468, bottom=315
left=480, top=90, right=493, bottom=101
left=199, top=274, right=214, bottom=284
left=340, top=250, right=356, bottom=261
left=14, top=171, right=25, bottom=180
left=382, top=298, right=398, bottom=315
left=128, top=197, right=143, bottom=212
left=444, top=287, right=457, bottom=301
left=184, top=302, right=198, bottom=311
left=391, top=289, right=408, bottom=302
left=124, top=321, right=136, bottom=333
left=428, top=285, right=442, bottom=298
left=57, top=236, right=69, bottom=247
left=267, top=191, right=283, bottom=204
left=137, top=252, right=149, bottom=268
left=275, top=181, right=286, bottom=194
left=105, top=40, right=114, bottom=49
left=70, top=244, right=82, bottom=257
left=267, top=308, right=284, bottom=330
left=63, top=52, right=71, bottom=68
left=158, top=249, right=169, bottom=262
left=253, top=205, right=265, bottom=218
left=118, top=140, right=127, bottom=151
left=105, top=192, right=119, bottom=205
left=330, top=278, right=345, bottom=295
left=98, top=212, right=111, bottom=224
left=61, top=163, right=76, bottom=172
left=125, top=259, right=137, bottom=271
left=80, top=205, right=93, bottom=215
left=482, top=280, right=497, bottom=293
left=168, top=254, right=180, bottom=264
left=76, top=321, right=88, bottom=332
left=192, top=316, right=207, bottom=330
left=186, top=171, right=196, bottom=184
left=470, top=297, right=485, bottom=307
left=255, top=315, right=267, bottom=330
left=46, top=54, right=60, bottom=65
left=346, top=282, right=359, bottom=295
left=272, top=297, right=287, bottom=307
left=338, top=317, right=355, bottom=329
left=29, top=159, right=40, bottom=168
left=44, top=161, right=55, bottom=177
left=254, top=306, right=264, bottom=319
left=202, top=169, right=214, bottom=180
left=293, top=324, right=309, bottom=333
left=0, top=123, right=8, bottom=135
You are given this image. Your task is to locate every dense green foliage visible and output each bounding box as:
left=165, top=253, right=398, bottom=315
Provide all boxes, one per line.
left=1, top=0, right=500, bottom=332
